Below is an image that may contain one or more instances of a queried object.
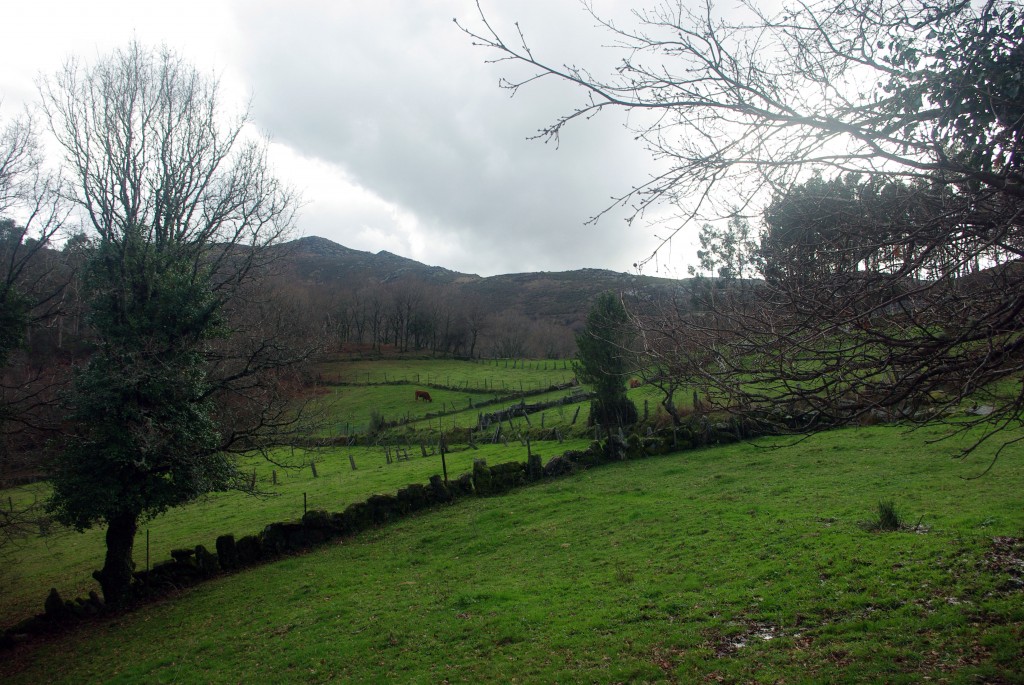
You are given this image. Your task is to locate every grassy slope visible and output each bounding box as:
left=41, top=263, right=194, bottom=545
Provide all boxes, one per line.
left=321, top=358, right=576, bottom=385
left=2, top=424, right=1022, bottom=683
left=0, top=440, right=592, bottom=627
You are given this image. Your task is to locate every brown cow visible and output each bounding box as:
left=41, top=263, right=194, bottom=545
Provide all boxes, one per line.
left=415, top=390, right=432, bottom=402
left=629, top=379, right=642, bottom=388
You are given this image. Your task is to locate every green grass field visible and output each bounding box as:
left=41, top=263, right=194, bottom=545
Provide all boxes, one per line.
left=309, top=357, right=594, bottom=437
left=1, top=357, right=611, bottom=626
left=319, top=357, right=576, bottom=389
left=2, top=422, right=1022, bottom=683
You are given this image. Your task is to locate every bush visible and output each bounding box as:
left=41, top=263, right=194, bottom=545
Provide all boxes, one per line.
left=587, top=397, right=639, bottom=429
left=368, top=409, right=386, bottom=435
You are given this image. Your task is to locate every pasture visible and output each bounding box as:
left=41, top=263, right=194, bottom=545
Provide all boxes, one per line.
left=2, top=423, right=1022, bottom=682
left=309, top=356, right=678, bottom=439
left=0, top=439, right=592, bottom=628
left=311, top=357, right=590, bottom=437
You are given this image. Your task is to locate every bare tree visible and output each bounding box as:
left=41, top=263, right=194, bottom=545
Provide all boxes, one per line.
left=463, top=0, right=1024, bottom=461
left=0, top=108, right=68, bottom=547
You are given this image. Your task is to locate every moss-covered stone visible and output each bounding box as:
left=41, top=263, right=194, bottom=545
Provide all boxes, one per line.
left=340, top=501, right=372, bottom=534
left=302, top=509, right=337, bottom=535
left=397, top=483, right=430, bottom=512
left=526, top=452, right=543, bottom=480
left=472, top=459, right=493, bottom=495
left=543, top=455, right=578, bottom=477
left=428, top=475, right=453, bottom=504
left=194, top=545, right=218, bottom=576
left=44, top=588, right=69, bottom=620
left=450, top=472, right=475, bottom=497
left=235, top=534, right=263, bottom=564
left=216, top=534, right=238, bottom=570
left=489, top=461, right=526, bottom=493
left=169, top=548, right=196, bottom=565
left=366, top=493, right=402, bottom=524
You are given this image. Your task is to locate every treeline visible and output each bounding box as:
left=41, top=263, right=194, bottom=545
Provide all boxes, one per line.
left=267, top=276, right=578, bottom=359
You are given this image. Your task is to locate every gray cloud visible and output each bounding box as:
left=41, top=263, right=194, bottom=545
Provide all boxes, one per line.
left=232, top=1, right=666, bottom=275
left=0, top=0, right=683, bottom=277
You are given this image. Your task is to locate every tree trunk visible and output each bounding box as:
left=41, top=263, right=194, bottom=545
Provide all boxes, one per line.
left=93, top=510, right=138, bottom=606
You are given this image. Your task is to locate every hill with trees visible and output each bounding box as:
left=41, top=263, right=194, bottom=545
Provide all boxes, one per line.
left=269, top=235, right=690, bottom=359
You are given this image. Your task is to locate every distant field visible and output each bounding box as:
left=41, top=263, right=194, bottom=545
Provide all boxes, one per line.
left=309, top=356, right=681, bottom=438
left=319, top=357, right=575, bottom=390
left=309, top=357, right=590, bottom=436
left=2, top=423, right=1023, bottom=683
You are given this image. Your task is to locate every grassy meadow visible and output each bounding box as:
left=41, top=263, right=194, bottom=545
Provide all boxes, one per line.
left=2, top=420, right=1023, bottom=683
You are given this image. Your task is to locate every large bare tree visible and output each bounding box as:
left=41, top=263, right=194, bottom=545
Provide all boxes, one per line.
left=462, top=0, right=1024, bottom=461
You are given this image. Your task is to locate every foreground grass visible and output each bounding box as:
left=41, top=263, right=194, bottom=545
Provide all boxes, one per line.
left=2, top=424, right=1022, bottom=683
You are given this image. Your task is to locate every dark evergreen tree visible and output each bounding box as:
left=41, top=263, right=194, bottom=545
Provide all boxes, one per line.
left=49, top=228, right=233, bottom=604
left=574, top=292, right=637, bottom=429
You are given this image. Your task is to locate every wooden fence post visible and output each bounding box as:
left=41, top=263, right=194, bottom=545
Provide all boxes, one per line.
left=440, top=434, right=449, bottom=483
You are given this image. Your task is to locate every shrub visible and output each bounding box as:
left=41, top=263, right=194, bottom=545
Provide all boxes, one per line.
left=368, top=409, right=386, bottom=435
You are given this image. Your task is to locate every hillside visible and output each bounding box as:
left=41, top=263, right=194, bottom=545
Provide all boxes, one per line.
left=278, top=235, right=688, bottom=326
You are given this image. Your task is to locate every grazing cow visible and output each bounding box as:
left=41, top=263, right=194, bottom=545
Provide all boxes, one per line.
left=629, top=379, right=642, bottom=388
left=415, top=390, right=432, bottom=402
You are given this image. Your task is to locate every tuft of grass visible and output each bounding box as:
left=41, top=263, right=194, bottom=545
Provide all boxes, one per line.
left=863, top=499, right=905, bottom=532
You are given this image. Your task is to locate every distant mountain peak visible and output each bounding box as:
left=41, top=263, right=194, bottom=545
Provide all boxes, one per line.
left=291, top=235, right=354, bottom=257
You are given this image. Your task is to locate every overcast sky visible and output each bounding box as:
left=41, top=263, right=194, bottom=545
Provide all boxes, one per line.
left=1, top=1, right=696, bottom=277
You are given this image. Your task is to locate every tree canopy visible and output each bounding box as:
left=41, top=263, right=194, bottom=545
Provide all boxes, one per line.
left=0, top=109, right=66, bottom=548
